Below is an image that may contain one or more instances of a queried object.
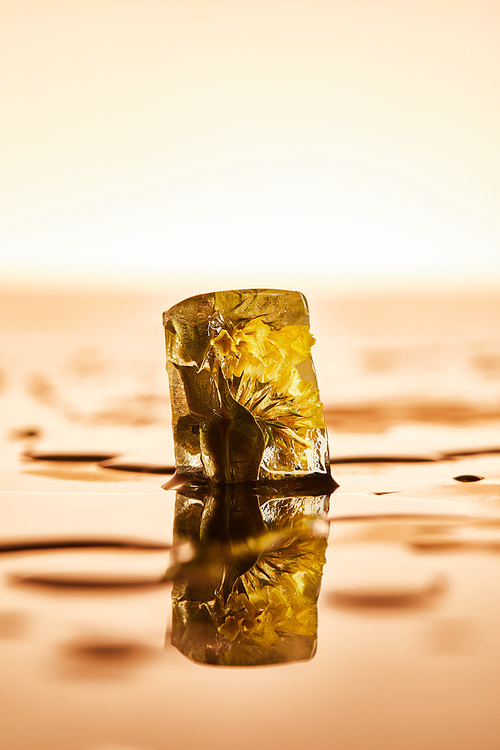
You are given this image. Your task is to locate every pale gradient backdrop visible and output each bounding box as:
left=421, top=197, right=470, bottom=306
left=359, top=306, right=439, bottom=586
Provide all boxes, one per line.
left=1, top=0, right=499, bottom=288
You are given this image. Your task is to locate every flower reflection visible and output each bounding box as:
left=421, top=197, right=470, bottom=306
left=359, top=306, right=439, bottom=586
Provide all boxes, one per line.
left=169, top=483, right=333, bottom=667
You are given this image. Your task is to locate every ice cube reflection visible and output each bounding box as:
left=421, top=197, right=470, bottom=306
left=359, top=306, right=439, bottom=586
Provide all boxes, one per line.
left=169, top=482, right=334, bottom=667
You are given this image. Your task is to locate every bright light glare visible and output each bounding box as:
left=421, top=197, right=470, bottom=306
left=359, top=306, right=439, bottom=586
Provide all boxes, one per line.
left=1, top=1, right=500, bottom=289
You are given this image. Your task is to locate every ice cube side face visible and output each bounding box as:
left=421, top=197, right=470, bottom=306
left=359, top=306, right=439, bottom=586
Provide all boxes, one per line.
left=163, top=289, right=331, bottom=484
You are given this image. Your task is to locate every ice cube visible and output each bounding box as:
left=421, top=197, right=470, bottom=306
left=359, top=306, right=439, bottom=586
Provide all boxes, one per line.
left=163, top=289, right=333, bottom=487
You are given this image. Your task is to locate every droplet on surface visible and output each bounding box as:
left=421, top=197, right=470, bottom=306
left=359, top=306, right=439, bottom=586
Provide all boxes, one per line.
left=8, top=426, right=42, bottom=441
left=453, top=474, right=484, bottom=483
left=26, top=451, right=120, bottom=463
left=99, top=457, right=175, bottom=475
left=328, top=492, right=475, bottom=521
left=0, top=538, right=170, bottom=554
left=65, top=639, right=154, bottom=662
left=409, top=524, right=500, bottom=552
left=330, top=452, right=443, bottom=464
left=8, top=546, right=174, bottom=589
left=57, top=636, right=158, bottom=680
left=327, top=574, right=447, bottom=609
left=10, top=572, right=167, bottom=590
left=444, top=446, right=500, bottom=458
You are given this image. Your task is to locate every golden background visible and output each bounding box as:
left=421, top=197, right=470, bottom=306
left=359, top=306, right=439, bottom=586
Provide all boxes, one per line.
left=2, top=0, right=499, bottom=289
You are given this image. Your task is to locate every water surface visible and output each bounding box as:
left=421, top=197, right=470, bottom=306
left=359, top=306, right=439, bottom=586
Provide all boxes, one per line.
left=1, top=285, right=500, bottom=750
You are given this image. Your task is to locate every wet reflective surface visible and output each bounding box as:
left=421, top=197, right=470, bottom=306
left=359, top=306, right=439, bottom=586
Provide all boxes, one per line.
left=170, top=483, right=331, bottom=666
left=1, top=285, right=500, bottom=749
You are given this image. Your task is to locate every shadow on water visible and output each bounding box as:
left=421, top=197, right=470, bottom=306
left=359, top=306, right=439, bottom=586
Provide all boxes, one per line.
left=167, top=481, right=336, bottom=667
